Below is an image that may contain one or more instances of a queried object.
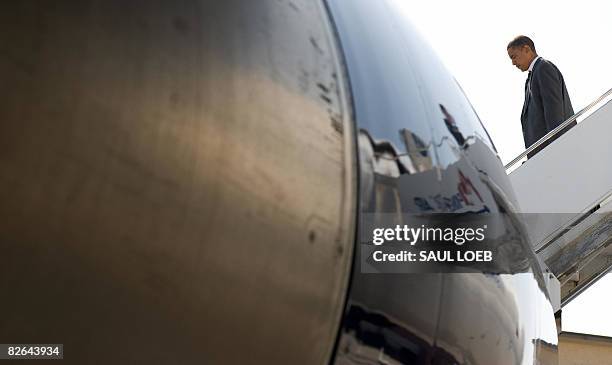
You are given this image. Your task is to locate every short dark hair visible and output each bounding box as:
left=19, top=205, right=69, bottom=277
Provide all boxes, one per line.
left=507, top=35, right=537, bottom=53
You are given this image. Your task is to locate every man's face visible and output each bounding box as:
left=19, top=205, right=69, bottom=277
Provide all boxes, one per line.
left=507, top=45, right=534, bottom=72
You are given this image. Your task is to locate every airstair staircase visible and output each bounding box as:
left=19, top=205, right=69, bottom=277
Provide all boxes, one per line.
left=507, top=88, right=612, bottom=312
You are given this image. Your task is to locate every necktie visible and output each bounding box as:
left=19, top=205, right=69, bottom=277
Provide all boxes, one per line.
left=522, top=71, right=532, bottom=119
left=525, top=71, right=532, bottom=93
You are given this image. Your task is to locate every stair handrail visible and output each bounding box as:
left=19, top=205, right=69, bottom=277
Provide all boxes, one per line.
left=505, top=87, right=612, bottom=171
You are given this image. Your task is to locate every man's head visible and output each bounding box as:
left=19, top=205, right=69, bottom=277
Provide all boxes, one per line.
left=507, top=36, right=537, bottom=72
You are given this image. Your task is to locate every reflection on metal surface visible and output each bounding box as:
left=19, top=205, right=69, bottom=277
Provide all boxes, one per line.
left=359, top=129, right=434, bottom=179
left=435, top=273, right=558, bottom=365
left=435, top=274, right=523, bottom=365
left=0, top=1, right=356, bottom=364
left=401, top=129, right=435, bottom=173
left=335, top=304, right=440, bottom=365
left=327, top=0, right=558, bottom=363
left=440, top=104, right=466, bottom=148
left=335, top=273, right=444, bottom=364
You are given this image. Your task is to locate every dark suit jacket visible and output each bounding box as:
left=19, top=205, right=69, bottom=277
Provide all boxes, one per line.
left=521, top=57, right=575, bottom=157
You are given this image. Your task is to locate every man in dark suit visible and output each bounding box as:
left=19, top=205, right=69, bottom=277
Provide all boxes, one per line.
left=507, top=35, right=575, bottom=158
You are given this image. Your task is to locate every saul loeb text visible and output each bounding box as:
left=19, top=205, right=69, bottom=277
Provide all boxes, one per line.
left=372, top=250, right=492, bottom=262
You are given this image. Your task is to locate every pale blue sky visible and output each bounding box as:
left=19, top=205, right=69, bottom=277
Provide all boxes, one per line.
left=395, top=0, right=612, bottom=336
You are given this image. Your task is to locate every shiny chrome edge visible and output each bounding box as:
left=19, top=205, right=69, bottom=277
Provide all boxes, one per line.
left=316, top=0, right=359, bottom=362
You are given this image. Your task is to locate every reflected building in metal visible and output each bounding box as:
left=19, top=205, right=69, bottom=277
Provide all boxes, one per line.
left=0, top=0, right=559, bottom=364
